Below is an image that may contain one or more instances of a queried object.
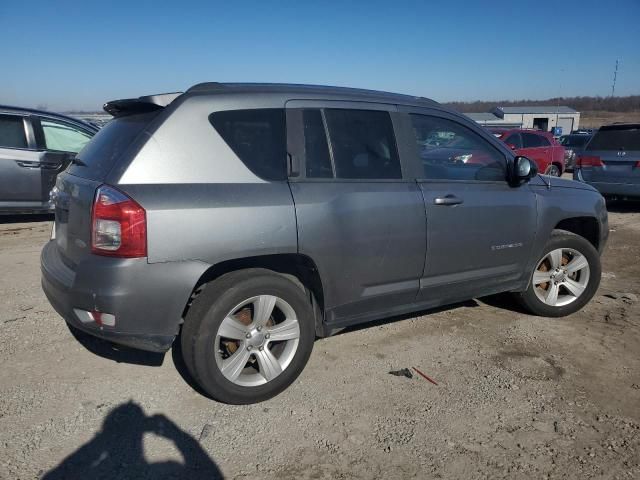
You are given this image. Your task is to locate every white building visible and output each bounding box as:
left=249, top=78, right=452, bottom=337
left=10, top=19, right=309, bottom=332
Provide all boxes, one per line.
left=464, top=106, right=580, bottom=134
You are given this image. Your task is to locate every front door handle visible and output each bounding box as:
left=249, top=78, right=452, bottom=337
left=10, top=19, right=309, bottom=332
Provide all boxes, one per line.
left=433, top=194, right=463, bottom=206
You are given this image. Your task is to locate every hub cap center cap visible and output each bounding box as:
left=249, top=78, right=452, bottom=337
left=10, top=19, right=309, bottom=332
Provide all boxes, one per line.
left=247, top=330, right=266, bottom=348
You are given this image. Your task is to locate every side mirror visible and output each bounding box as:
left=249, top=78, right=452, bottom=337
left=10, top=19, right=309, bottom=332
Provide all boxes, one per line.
left=512, top=156, right=538, bottom=185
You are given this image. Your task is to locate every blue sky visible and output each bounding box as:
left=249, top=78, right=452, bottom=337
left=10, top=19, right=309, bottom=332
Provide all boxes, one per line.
left=2, top=0, right=639, bottom=111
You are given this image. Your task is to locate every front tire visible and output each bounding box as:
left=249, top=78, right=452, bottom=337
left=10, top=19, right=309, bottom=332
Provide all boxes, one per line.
left=518, top=230, right=601, bottom=317
left=545, top=164, right=562, bottom=177
left=181, top=269, right=315, bottom=404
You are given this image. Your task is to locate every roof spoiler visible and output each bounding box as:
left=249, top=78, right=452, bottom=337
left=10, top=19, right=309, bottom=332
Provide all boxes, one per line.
left=103, top=92, right=182, bottom=117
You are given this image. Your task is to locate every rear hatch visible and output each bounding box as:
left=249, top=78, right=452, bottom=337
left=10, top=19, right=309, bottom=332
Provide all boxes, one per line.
left=579, top=124, right=640, bottom=184
left=53, top=96, right=177, bottom=268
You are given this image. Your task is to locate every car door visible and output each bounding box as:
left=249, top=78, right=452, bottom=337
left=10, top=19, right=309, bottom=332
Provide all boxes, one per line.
left=398, top=108, right=537, bottom=304
left=32, top=116, right=94, bottom=203
left=286, top=102, right=426, bottom=326
left=521, top=132, right=551, bottom=173
left=0, top=113, right=46, bottom=210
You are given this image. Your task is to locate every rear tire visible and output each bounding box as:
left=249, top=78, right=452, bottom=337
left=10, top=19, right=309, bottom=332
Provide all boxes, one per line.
left=517, top=230, right=601, bottom=317
left=181, top=269, right=315, bottom=404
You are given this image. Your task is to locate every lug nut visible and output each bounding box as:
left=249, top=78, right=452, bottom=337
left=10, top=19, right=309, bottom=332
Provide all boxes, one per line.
left=247, top=345, right=252, bottom=351
left=265, top=333, right=270, bottom=339
left=245, top=332, right=252, bottom=339
left=259, top=346, right=264, bottom=351
left=257, top=326, right=262, bottom=332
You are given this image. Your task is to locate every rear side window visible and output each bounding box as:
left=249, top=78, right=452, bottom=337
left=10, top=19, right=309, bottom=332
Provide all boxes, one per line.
left=70, top=112, right=157, bottom=180
left=587, top=127, right=640, bottom=151
left=324, top=109, right=401, bottom=179
left=302, top=110, right=332, bottom=178
left=41, top=119, right=93, bottom=153
left=210, top=109, right=286, bottom=181
left=0, top=115, right=28, bottom=149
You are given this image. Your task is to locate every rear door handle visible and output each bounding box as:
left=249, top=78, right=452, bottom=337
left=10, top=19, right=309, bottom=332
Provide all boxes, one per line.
left=434, top=195, right=463, bottom=206
left=16, top=161, right=59, bottom=170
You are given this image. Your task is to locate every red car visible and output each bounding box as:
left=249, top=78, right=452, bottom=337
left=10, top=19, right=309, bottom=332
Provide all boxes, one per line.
left=490, top=128, right=566, bottom=176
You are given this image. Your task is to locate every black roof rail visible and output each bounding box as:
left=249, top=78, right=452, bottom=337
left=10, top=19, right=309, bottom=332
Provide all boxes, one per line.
left=103, top=92, right=182, bottom=117
left=186, top=82, right=227, bottom=93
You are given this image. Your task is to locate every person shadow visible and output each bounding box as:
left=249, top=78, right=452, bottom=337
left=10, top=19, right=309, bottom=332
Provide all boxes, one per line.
left=43, top=402, right=223, bottom=480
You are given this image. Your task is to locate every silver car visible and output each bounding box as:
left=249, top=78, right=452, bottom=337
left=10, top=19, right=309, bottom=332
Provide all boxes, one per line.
left=42, top=83, right=608, bottom=404
left=0, top=106, right=98, bottom=214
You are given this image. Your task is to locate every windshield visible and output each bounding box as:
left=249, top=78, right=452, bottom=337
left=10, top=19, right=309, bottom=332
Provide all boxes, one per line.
left=561, top=135, right=590, bottom=147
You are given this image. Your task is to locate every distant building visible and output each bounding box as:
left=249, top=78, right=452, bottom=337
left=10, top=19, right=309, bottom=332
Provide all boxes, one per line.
left=464, top=106, right=580, bottom=134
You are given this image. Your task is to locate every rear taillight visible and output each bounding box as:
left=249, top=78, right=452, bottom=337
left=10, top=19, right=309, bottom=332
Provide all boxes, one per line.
left=91, top=185, right=147, bottom=257
left=577, top=155, right=603, bottom=167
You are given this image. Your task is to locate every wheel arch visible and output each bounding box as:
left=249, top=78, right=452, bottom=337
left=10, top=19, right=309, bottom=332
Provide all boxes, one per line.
left=182, top=254, right=326, bottom=336
left=553, top=216, right=600, bottom=250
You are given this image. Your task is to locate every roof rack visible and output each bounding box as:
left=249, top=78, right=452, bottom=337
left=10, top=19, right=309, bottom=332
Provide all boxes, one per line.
left=103, top=92, right=182, bottom=117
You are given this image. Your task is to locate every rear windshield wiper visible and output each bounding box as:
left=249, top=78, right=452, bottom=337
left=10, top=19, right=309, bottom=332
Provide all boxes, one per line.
left=71, top=157, right=87, bottom=167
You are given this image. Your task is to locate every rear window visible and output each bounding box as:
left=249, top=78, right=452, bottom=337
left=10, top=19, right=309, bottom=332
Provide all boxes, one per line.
left=586, top=126, right=640, bottom=151
left=69, top=112, right=158, bottom=179
left=210, top=109, right=286, bottom=181
left=561, top=135, right=590, bottom=147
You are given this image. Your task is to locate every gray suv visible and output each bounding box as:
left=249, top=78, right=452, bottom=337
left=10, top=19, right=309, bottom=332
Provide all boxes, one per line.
left=0, top=106, right=98, bottom=214
left=41, top=83, right=608, bottom=404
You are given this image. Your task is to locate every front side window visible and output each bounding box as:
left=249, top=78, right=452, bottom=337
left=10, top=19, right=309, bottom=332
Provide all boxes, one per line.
left=504, top=133, right=522, bottom=149
left=0, top=115, right=28, bottom=149
left=210, top=109, right=286, bottom=180
left=41, top=119, right=92, bottom=153
left=410, top=114, right=506, bottom=181
left=324, top=109, right=401, bottom=179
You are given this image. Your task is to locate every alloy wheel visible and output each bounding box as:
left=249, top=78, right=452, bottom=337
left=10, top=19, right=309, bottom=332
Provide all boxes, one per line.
left=214, top=295, right=300, bottom=387
left=532, top=248, right=590, bottom=307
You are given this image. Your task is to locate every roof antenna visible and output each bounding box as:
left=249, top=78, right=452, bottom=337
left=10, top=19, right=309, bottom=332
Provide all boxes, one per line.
left=539, top=172, right=551, bottom=189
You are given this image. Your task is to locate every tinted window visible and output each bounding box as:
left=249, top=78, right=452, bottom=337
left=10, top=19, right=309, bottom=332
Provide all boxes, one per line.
left=586, top=126, right=640, bottom=151
left=0, top=115, right=28, bottom=149
left=522, top=133, right=545, bottom=148
left=504, top=133, right=522, bottom=149
left=302, top=110, right=332, bottom=178
left=561, top=135, right=591, bottom=147
left=41, top=119, right=92, bottom=153
left=210, top=109, right=286, bottom=180
left=70, top=111, right=158, bottom=180
left=324, top=109, right=401, bottom=179
left=410, top=114, right=505, bottom=181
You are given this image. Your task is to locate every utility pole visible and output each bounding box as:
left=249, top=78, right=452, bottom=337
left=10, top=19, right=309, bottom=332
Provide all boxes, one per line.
left=611, top=59, right=619, bottom=97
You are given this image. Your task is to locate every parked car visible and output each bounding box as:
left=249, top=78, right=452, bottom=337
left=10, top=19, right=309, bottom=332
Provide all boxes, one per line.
left=490, top=128, right=566, bottom=176
left=573, top=123, right=640, bottom=199
left=559, top=133, right=593, bottom=171
left=0, top=106, right=98, bottom=214
left=42, top=83, right=608, bottom=404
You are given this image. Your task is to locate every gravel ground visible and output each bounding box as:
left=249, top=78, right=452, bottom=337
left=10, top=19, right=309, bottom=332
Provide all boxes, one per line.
left=1, top=203, right=639, bottom=480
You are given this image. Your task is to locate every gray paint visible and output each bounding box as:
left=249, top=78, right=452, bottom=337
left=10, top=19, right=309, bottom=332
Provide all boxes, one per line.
left=41, top=83, right=608, bottom=352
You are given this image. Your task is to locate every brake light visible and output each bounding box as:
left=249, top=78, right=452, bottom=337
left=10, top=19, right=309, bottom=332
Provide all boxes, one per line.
left=91, top=185, right=147, bottom=257
left=577, top=155, right=603, bottom=167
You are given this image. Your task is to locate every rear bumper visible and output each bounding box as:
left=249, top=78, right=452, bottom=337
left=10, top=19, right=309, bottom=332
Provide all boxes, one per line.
left=573, top=170, right=640, bottom=198
left=41, top=240, right=209, bottom=352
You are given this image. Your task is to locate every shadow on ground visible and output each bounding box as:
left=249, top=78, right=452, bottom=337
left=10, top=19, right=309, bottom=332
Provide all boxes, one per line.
left=0, top=213, right=53, bottom=225
left=43, top=402, right=223, bottom=480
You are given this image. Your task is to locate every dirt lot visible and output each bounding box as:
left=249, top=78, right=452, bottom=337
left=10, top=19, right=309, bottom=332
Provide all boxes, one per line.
left=1, top=203, right=639, bottom=480
left=579, top=111, right=640, bottom=129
